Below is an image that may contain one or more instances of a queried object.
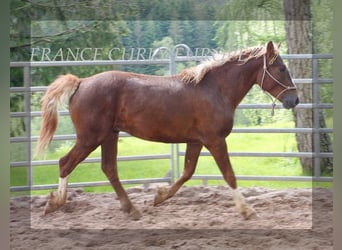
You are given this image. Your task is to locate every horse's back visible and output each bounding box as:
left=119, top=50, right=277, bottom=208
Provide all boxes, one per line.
left=68, top=70, right=184, bottom=124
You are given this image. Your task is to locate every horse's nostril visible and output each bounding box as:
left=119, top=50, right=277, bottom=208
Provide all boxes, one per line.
left=295, top=97, right=299, bottom=105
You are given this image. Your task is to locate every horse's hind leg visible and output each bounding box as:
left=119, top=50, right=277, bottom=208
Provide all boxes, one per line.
left=101, top=132, right=142, bottom=220
left=44, top=141, right=98, bottom=215
left=154, top=142, right=203, bottom=206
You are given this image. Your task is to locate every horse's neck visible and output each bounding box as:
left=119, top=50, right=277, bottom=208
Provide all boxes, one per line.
left=216, top=59, right=261, bottom=109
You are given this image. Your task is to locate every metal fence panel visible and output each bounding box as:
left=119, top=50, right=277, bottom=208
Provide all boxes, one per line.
left=9, top=48, right=333, bottom=192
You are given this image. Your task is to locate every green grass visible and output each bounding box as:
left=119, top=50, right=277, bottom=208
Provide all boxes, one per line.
left=10, top=120, right=333, bottom=195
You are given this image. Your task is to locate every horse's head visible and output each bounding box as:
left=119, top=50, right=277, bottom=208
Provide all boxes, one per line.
left=257, top=41, right=299, bottom=109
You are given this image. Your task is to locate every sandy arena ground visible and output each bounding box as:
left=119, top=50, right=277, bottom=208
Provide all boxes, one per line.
left=10, top=186, right=333, bottom=249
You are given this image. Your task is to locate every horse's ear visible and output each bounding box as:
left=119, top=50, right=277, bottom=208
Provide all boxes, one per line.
left=266, top=41, right=276, bottom=58
left=277, top=42, right=282, bottom=49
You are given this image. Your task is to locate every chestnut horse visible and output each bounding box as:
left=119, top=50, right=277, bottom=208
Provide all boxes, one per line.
left=36, top=41, right=298, bottom=220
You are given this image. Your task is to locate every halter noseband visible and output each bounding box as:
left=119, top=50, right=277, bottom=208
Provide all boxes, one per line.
left=260, top=54, right=297, bottom=115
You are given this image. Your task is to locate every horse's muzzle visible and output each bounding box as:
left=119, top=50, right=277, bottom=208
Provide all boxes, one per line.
left=282, top=94, right=299, bottom=109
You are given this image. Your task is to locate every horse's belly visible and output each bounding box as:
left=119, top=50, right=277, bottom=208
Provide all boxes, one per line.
left=116, top=117, right=199, bottom=144
left=136, top=131, right=198, bottom=143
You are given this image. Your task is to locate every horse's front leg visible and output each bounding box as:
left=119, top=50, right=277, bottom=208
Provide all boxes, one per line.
left=101, top=132, right=142, bottom=220
left=154, top=142, right=203, bottom=206
left=205, top=139, right=256, bottom=220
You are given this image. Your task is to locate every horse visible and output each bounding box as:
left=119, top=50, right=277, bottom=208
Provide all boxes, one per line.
left=36, top=41, right=298, bottom=220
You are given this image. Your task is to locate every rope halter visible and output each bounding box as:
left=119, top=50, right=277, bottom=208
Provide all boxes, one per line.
left=260, top=54, right=297, bottom=116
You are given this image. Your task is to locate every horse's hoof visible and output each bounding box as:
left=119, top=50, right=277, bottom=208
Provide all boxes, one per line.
left=129, top=208, right=142, bottom=221
left=153, top=187, right=169, bottom=206
left=241, top=206, right=257, bottom=220
left=44, top=192, right=62, bottom=215
left=153, top=195, right=163, bottom=206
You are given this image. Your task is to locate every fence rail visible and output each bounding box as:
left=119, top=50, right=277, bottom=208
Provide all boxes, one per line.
left=10, top=47, right=333, bottom=192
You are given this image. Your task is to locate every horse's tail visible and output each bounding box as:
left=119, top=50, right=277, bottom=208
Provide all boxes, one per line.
left=35, top=74, right=80, bottom=156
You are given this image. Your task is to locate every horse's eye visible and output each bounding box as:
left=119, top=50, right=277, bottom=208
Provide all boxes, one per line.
left=279, top=66, right=286, bottom=72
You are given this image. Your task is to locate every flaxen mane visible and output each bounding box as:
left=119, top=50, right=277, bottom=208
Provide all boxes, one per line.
left=180, top=42, right=279, bottom=85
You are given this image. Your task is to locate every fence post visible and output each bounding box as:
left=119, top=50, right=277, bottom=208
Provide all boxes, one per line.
left=23, top=65, right=32, bottom=190
left=312, top=58, right=321, bottom=178
left=169, top=44, right=193, bottom=181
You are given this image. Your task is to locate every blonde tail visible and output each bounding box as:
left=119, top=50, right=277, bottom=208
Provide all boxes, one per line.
left=35, top=74, right=80, bottom=156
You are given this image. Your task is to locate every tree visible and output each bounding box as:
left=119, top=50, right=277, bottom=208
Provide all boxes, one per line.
left=283, top=0, right=333, bottom=174
left=283, top=0, right=313, bottom=173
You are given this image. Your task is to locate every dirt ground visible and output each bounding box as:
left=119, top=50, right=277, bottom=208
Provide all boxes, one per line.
left=10, top=186, right=333, bottom=249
